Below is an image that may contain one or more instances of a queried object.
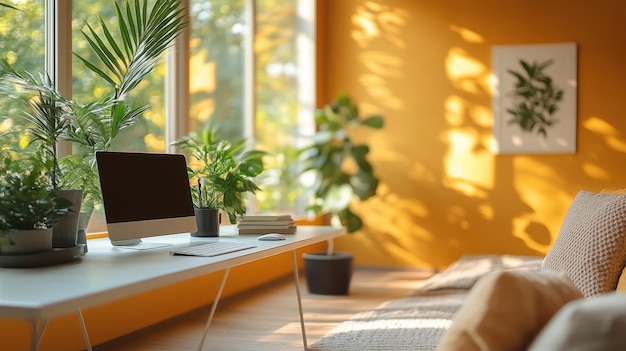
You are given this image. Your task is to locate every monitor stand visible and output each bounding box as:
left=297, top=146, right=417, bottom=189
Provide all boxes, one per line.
left=111, top=239, right=173, bottom=250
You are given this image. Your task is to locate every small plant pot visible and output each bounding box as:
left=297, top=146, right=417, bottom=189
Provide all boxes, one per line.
left=303, top=252, right=353, bottom=295
left=192, top=208, right=221, bottom=237
left=52, top=189, right=82, bottom=248
left=1, top=228, right=53, bottom=255
left=77, top=208, right=94, bottom=253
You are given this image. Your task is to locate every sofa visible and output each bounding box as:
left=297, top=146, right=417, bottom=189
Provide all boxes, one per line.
left=310, top=189, right=626, bottom=351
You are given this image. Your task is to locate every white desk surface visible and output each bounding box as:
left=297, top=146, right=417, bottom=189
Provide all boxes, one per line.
left=0, top=225, right=346, bottom=321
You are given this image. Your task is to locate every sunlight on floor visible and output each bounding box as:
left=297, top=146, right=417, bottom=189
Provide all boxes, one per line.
left=327, top=318, right=453, bottom=334
left=93, top=268, right=432, bottom=351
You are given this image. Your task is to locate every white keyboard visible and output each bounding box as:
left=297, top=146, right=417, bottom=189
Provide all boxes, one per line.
left=170, top=242, right=256, bottom=257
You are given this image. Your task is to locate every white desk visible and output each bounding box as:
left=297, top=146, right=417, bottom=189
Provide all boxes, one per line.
left=0, top=225, right=346, bottom=351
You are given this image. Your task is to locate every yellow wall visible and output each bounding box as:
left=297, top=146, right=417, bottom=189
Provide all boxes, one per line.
left=318, top=0, right=626, bottom=268
left=5, top=1, right=626, bottom=347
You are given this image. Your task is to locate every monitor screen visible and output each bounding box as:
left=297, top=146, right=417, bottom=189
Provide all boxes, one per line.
left=95, top=151, right=197, bottom=248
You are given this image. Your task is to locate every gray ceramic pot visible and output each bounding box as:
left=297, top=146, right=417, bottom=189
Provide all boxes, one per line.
left=52, top=189, right=82, bottom=248
left=192, top=208, right=221, bottom=237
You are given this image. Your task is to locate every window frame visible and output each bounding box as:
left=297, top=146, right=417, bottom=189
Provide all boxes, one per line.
left=47, top=0, right=316, bottom=234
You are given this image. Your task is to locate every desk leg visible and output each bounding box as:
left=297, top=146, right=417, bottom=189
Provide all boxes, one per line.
left=292, top=250, right=309, bottom=351
left=197, top=267, right=230, bottom=351
left=30, top=319, right=48, bottom=351
left=77, top=309, right=93, bottom=351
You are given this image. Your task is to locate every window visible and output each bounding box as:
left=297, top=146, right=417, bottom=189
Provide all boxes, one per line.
left=254, top=0, right=315, bottom=213
left=0, top=0, right=315, bottom=234
left=188, top=0, right=245, bottom=139
left=0, top=0, right=45, bottom=152
left=187, top=0, right=315, bottom=214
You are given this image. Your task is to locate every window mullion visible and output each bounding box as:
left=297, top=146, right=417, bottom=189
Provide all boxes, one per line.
left=45, top=0, right=72, bottom=157
left=166, top=0, right=191, bottom=154
left=244, top=0, right=256, bottom=140
left=294, top=0, right=317, bottom=214
left=243, top=0, right=257, bottom=212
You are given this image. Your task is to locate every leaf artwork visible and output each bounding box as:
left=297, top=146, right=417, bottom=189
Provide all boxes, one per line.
left=506, top=59, right=564, bottom=138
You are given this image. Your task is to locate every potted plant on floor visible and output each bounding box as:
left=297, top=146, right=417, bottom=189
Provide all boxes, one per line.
left=297, top=93, right=385, bottom=295
left=173, top=123, right=267, bottom=237
left=0, top=155, right=73, bottom=255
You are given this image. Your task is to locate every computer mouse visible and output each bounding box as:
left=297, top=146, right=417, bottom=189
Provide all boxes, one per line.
left=257, top=233, right=286, bottom=241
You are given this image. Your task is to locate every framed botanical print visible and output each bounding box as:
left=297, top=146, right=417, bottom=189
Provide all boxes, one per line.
left=492, top=43, right=577, bottom=154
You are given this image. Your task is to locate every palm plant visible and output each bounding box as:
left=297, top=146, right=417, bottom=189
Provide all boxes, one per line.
left=0, top=69, right=69, bottom=189
left=64, top=0, right=187, bottom=209
left=74, top=0, right=185, bottom=117
left=0, top=3, right=19, bottom=11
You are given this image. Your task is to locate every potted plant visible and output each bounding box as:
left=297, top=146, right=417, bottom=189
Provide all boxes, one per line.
left=0, top=155, right=73, bottom=254
left=0, top=0, right=187, bottom=244
left=173, top=123, right=267, bottom=237
left=0, top=69, right=85, bottom=248
left=297, top=93, right=384, bottom=295
left=298, top=93, right=385, bottom=232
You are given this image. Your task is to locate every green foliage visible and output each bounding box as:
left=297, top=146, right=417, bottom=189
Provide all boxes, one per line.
left=0, top=155, right=72, bottom=231
left=173, top=124, right=267, bottom=224
left=0, top=2, right=19, bottom=11
left=0, top=0, right=187, bottom=211
left=1, top=0, right=304, bottom=217
left=188, top=0, right=245, bottom=135
left=0, top=68, right=69, bottom=189
left=74, top=0, right=186, bottom=101
left=58, top=153, right=102, bottom=211
left=298, top=94, right=384, bottom=233
left=68, top=0, right=187, bottom=154
left=0, top=0, right=45, bottom=153
left=506, top=59, right=564, bottom=138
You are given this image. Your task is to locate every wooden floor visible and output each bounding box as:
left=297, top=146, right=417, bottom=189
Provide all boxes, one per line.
left=93, top=267, right=433, bottom=351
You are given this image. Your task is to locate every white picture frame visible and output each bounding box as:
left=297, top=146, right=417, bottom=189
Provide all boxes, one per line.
left=491, top=43, right=577, bottom=154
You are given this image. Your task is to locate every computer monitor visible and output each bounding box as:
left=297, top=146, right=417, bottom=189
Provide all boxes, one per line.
left=95, top=151, right=197, bottom=249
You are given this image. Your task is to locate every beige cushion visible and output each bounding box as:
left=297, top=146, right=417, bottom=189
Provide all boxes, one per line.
left=528, top=293, right=626, bottom=350
left=542, top=190, right=626, bottom=297
left=436, top=270, right=582, bottom=351
left=601, top=188, right=626, bottom=294
left=617, top=266, right=626, bottom=293
left=419, top=254, right=543, bottom=291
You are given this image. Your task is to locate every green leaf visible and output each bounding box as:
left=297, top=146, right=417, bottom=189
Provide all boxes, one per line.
left=506, top=58, right=563, bottom=138
left=173, top=123, right=267, bottom=221
left=360, top=115, right=385, bottom=128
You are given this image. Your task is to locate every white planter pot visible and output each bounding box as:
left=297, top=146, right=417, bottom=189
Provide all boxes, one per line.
left=0, top=228, right=53, bottom=255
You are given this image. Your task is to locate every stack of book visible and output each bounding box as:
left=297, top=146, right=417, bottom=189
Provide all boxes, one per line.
left=237, top=214, right=297, bottom=235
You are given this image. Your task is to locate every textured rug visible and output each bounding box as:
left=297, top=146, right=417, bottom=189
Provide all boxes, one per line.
left=309, top=255, right=544, bottom=351
left=308, top=290, right=467, bottom=351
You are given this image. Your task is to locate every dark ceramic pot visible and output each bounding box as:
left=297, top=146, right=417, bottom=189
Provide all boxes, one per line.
left=192, top=208, right=221, bottom=237
left=303, top=252, right=353, bottom=295
left=52, top=189, right=82, bottom=248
